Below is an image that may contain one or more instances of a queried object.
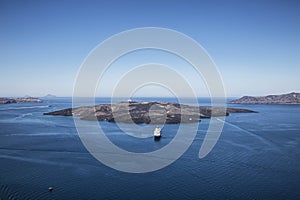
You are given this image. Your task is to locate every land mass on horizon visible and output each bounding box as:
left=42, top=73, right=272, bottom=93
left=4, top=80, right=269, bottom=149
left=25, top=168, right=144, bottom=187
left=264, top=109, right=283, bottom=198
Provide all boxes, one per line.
left=229, top=92, right=300, bottom=104
left=0, top=97, right=43, bottom=104
left=44, top=94, right=57, bottom=98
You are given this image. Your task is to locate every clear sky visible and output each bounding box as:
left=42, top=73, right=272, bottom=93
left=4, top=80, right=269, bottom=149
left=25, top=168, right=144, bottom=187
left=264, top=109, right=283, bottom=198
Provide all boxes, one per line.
left=0, top=0, right=299, bottom=97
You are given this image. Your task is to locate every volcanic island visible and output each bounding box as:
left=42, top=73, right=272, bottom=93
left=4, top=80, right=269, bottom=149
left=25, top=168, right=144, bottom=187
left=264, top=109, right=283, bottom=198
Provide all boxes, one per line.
left=44, top=101, right=255, bottom=124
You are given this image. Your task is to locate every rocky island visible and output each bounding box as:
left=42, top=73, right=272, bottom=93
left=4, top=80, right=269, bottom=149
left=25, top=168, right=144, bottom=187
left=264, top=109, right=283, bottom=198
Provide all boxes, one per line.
left=44, top=94, right=57, bottom=98
left=44, top=101, right=255, bottom=124
left=0, top=97, right=43, bottom=104
left=229, top=92, right=300, bottom=104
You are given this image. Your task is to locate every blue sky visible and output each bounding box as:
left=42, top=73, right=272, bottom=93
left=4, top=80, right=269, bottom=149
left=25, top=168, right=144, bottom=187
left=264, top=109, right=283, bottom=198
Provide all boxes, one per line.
left=0, top=0, right=299, bottom=97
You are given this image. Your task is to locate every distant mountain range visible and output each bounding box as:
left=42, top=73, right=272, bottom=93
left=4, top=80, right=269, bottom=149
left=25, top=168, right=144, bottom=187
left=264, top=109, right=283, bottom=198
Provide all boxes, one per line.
left=229, top=92, right=300, bottom=104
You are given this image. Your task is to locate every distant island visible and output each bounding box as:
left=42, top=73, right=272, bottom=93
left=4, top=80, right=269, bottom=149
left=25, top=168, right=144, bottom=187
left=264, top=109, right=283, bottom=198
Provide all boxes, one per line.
left=44, top=94, right=57, bottom=98
left=229, top=92, right=300, bottom=104
left=44, top=101, right=254, bottom=124
left=0, top=97, right=43, bottom=104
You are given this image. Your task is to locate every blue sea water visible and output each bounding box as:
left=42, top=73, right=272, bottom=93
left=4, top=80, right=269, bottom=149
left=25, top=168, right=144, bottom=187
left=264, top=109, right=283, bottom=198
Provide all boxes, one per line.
left=0, top=97, right=299, bottom=200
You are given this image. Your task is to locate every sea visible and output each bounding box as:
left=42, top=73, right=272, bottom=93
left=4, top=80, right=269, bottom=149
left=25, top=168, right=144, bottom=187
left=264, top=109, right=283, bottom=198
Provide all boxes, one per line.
left=0, top=97, right=299, bottom=200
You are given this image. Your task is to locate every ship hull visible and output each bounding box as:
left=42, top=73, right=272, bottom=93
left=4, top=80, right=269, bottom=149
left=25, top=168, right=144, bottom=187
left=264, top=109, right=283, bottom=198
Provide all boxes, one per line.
left=154, top=135, right=161, bottom=141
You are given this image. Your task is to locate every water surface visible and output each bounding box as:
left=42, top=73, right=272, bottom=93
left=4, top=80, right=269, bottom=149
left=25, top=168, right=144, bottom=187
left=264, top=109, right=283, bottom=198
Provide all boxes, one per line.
left=0, top=98, right=299, bottom=199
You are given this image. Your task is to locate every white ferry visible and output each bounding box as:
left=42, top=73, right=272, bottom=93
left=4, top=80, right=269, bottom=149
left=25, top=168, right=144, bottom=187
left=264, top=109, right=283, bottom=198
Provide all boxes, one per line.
left=154, top=127, right=162, bottom=141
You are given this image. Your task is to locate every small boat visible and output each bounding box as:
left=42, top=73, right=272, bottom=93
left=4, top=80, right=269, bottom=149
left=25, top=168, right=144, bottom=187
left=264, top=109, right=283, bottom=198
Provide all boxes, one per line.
left=154, top=127, right=162, bottom=141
